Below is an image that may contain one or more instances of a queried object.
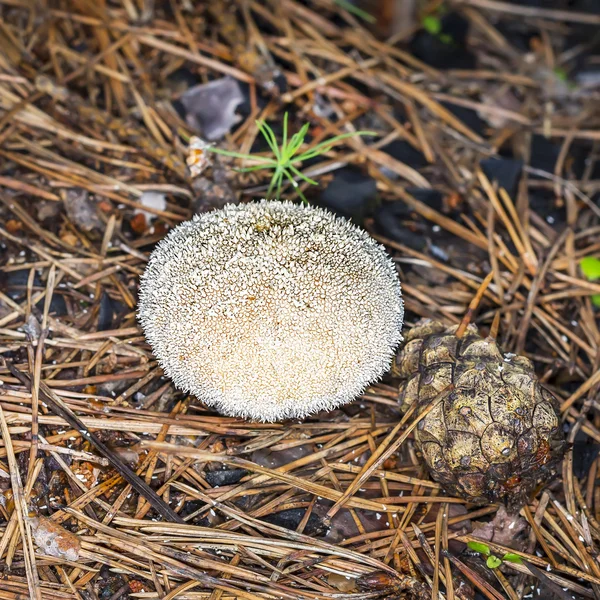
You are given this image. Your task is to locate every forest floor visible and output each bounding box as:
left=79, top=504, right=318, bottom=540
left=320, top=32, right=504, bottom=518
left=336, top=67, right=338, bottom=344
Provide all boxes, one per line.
left=1, top=1, right=600, bottom=599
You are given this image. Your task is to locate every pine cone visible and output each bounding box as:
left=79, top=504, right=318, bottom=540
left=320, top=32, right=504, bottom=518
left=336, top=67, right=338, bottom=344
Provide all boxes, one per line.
left=394, top=319, right=566, bottom=505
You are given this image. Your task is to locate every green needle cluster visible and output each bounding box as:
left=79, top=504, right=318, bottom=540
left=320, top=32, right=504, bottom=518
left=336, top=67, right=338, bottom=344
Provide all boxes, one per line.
left=207, top=113, right=374, bottom=203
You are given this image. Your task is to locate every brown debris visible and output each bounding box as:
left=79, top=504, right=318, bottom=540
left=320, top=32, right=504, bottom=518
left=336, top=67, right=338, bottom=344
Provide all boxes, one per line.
left=29, top=515, right=81, bottom=562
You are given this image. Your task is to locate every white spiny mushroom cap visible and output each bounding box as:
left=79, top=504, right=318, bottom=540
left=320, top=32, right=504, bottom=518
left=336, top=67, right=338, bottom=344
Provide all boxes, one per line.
left=138, top=200, right=403, bottom=422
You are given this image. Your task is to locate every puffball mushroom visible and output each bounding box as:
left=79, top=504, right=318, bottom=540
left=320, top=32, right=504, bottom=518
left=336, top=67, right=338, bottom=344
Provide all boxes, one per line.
left=138, top=200, right=404, bottom=422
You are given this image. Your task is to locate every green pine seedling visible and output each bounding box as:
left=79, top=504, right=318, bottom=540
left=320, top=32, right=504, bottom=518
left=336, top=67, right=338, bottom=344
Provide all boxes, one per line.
left=206, top=113, right=374, bottom=203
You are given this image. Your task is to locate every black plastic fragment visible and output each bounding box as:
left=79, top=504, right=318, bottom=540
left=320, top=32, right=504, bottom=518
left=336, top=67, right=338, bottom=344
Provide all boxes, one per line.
left=205, top=468, right=248, bottom=487
left=481, top=157, right=523, bottom=197
left=319, top=167, right=378, bottom=220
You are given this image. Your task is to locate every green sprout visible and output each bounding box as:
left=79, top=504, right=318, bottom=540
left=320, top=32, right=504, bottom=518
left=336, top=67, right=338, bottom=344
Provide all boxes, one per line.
left=486, top=555, right=503, bottom=569
left=206, top=113, right=374, bottom=203
left=580, top=256, right=600, bottom=307
left=421, top=5, right=454, bottom=45
left=467, top=541, right=491, bottom=555
left=552, top=67, right=577, bottom=91
left=422, top=15, right=442, bottom=36
left=333, top=0, right=376, bottom=23
left=554, top=67, right=569, bottom=83
left=467, top=541, right=523, bottom=570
